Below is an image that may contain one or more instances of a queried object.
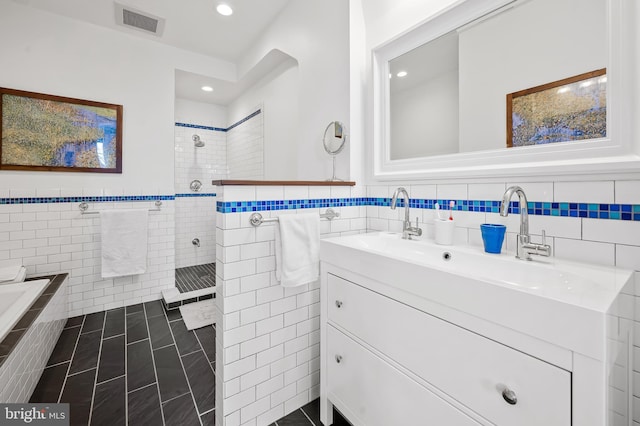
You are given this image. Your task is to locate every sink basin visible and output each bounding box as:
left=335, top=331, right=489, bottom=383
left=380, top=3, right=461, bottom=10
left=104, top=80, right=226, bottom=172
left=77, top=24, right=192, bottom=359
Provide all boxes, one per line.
left=325, top=232, right=627, bottom=305
left=320, top=232, right=634, bottom=360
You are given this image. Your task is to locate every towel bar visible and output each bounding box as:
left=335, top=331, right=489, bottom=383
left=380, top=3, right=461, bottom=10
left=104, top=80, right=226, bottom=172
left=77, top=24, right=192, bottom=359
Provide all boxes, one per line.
left=249, top=208, right=340, bottom=227
left=79, top=200, right=162, bottom=215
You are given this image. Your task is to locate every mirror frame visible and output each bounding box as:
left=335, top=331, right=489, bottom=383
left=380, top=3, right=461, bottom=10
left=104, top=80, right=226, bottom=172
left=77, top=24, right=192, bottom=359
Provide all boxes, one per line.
left=372, top=0, right=638, bottom=180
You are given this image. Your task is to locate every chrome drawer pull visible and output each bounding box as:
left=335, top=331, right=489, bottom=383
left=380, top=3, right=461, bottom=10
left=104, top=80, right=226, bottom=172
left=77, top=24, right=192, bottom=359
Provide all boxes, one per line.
left=335, top=355, right=343, bottom=363
left=335, top=300, right=343, bottom=308
left=502, top=388, right=517, bottom=405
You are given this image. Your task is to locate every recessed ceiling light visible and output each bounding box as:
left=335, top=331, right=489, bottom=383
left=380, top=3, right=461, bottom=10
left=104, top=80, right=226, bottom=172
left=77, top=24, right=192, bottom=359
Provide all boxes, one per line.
left=201, top=86, right=214, bottom=92
left=396, top=71, right=408, bottom=78
left=216, top=4, right=233, bottom=16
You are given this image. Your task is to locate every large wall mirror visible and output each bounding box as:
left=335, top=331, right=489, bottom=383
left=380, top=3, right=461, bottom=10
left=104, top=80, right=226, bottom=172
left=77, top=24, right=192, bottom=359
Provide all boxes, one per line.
left=373, top=0, right=638, bottom=179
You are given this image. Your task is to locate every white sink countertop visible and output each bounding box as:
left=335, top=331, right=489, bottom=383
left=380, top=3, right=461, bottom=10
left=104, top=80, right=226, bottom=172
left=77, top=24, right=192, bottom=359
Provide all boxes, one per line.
left=320, top=232, right=634, bottom=361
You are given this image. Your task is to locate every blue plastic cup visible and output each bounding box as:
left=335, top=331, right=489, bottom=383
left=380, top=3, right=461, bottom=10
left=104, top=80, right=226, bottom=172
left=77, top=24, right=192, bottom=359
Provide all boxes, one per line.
left=480, top=224, right=506, bottom=254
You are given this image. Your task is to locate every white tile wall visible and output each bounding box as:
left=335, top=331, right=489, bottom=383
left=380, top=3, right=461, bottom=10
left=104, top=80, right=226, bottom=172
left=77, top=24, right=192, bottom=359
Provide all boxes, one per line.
left=175, top=196, right=216, bottom=268
left=554, top=238, right=615, bottom=266
left=174, top=124, right=226, bottom=269
left=468, top=183, right=505, bottom=201
left=616, top=181, right=640, bottom=204
left=215, top=185, right=366, bottom=426
left=226, top=111, right=264, bottom=180
left=554, top=181, right=615, bottom=204
left=583, top=218, right=640, bottom=246
left=174, top=126, right=228, bottom=194
left=505, top=181, right=554, bottom=202
left=0, top=276, right=67, bottom=402
left=174, top=114, right=264, bottom=270
left=436, top=183, right=468, bottom=200
left=0, top=198, right=175, bottom=317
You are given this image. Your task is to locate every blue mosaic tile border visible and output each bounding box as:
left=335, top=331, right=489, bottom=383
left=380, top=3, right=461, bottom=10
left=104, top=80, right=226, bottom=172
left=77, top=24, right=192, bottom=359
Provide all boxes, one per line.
left=175, top=109, right=262, bottom=133
left=174, top=122, right=226, bottom=132
left=217, top=197, right=366, bottom=213
left=0, top=195, right=174, bottom=205
left=175, top=193, right=217, bottom=198
left=3, top=194, right=637, bottom=221
left=226, top=109, right=262, bottom=131
left=217, top=197, right=640, bottom=221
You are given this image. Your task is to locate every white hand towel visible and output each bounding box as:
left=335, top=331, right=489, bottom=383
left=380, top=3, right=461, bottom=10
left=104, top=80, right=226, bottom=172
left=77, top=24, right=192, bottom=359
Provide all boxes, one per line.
left=0, top=263, right=23, bottom=282
left=101, top=209, right=149, bottom=278
left=275, top=213, right=320, bottom=287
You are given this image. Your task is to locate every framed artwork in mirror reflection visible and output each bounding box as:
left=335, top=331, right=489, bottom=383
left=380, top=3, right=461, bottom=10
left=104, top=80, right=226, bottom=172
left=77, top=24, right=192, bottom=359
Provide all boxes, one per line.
left=0, top=87, right=122, bottom=173
left=506, top=68, right=606, bottom=148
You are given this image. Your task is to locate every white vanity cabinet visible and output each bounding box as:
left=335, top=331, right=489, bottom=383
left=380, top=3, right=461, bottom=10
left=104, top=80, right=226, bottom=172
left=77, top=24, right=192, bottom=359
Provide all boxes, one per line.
left=326, top=324, right=481, bottom=426
left=319, top=233, right=634, bottom=426
left=323, top=273, right=570, bottom=426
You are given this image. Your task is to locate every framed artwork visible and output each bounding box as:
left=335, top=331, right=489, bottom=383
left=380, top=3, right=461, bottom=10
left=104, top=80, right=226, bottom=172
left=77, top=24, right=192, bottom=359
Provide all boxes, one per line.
left=0, top=87, right=122, bottom=173
left=507, top=68, right=606, bottom=148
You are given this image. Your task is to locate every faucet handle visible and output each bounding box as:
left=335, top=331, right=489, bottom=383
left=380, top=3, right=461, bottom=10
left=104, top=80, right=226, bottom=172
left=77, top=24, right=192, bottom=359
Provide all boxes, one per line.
left=541, top=229, right=546, bottom=245
left=415, top=217, right=420, bottom=228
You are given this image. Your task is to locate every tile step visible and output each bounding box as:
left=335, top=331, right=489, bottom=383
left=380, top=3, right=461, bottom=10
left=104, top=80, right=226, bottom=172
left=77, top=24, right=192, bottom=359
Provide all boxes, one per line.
left=162, top=287, right=216, bottom=311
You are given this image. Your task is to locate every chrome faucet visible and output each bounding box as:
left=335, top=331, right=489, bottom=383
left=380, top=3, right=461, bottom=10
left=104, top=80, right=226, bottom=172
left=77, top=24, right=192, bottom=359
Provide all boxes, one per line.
left=391, top=187, right=422, bottom=240
left=499, top=186, right=551, bottom=260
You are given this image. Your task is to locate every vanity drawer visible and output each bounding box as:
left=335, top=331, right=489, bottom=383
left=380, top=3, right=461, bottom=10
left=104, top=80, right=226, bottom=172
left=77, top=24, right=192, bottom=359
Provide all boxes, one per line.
left=327, top=325, right=481, bottom=426
left=327, top=273, right=571, bottom=426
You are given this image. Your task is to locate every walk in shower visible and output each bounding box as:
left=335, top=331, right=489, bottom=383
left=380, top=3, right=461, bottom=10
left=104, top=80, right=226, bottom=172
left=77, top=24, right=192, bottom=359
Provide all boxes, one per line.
left=169, top=93, right=265, bottom=306
left=172, top=124, right=226, bottom=301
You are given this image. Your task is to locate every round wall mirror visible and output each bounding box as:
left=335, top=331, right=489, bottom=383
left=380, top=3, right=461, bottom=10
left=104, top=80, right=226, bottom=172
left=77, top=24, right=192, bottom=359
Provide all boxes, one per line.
left=323, top=121, right=347, bottom=181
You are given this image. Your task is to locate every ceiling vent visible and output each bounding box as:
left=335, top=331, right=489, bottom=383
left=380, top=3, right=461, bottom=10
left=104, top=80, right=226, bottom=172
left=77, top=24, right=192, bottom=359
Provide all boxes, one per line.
left=114, top=2, right=165, bottom=36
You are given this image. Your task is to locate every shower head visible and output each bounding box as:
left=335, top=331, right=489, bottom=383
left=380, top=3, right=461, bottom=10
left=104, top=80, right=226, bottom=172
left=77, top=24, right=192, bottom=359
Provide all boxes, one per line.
left=192, top=134, right=205, bottom=147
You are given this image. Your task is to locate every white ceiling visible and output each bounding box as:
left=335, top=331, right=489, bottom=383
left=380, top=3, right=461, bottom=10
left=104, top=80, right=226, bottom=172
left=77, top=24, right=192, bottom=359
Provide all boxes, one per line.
left=175, top=49, right=297, bottom=105
left=13, top=0, right=290, bottom=63
left=14, top=0, right=293, bottom=105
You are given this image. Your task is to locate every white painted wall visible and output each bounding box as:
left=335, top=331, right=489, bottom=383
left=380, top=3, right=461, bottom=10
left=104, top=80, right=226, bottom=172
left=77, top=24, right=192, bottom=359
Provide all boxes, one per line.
left=0, top=1, right=235, bottom=194
left=361, top=0, right=458, bottom=49
left=458, top=0, right=607, bottom=152
left=228, top=60, right=299, bottom=180
left=175, top=98, right=228, bottom=129
left=238, top=0, right=351, bottom=181
left=633, top=0, right=640, bottom=152
left=358, top=0, right=458, bottom=181
left=349, top=0, right=367, bottom=185
left=390, top=70, right=458, bottom=159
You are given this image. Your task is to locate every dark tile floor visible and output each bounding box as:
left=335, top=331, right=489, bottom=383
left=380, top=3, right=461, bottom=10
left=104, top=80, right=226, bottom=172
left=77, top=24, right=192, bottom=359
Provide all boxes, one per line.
left=271, top=400, right=351, bottom=426
left=30, top=299, right=350, bottom=426
left=30, top=300, right=216, bottom=426
left=175, top=263, right=216, bottom=293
